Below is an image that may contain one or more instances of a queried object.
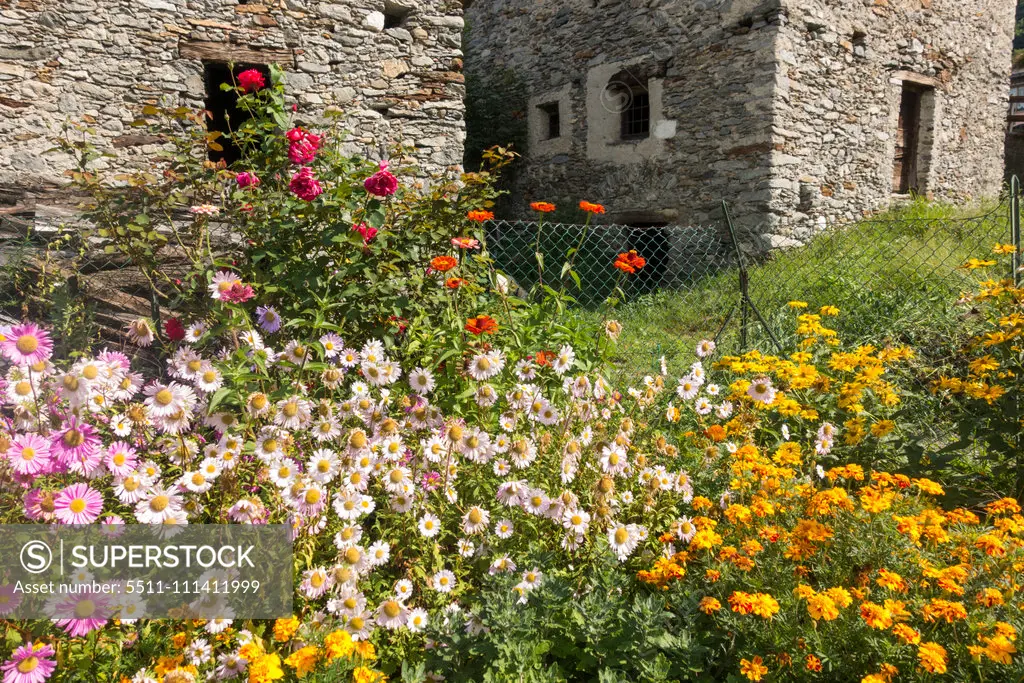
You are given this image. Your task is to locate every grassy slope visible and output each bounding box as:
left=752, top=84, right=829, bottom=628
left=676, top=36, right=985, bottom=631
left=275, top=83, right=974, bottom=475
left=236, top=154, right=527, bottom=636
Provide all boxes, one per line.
left=577, top=198, right=1010, bottom=385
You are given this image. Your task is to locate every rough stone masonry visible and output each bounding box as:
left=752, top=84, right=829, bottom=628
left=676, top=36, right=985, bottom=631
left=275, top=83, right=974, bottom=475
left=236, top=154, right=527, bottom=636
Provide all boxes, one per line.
left=464, top=0, right=1015, bottom=248
left=0, top=0, right=467, bottom=207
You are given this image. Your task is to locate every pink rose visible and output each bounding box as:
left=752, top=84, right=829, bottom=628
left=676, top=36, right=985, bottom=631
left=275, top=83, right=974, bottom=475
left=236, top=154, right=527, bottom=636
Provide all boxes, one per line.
left=288, top=139, right=318, bottom=165
left=236, top=171, right=260, bottom=188
left=237, top=69, right=266, bottom=93
left=364, top=160, right=398, bottom=197
left=286, top=127, right=307, bottom=143
left=290, top=167, right=323, bottom=202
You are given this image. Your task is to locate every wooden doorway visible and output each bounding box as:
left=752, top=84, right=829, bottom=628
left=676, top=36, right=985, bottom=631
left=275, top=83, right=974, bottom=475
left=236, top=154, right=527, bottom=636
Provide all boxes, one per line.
left=893, top=83, right=925, bottom=194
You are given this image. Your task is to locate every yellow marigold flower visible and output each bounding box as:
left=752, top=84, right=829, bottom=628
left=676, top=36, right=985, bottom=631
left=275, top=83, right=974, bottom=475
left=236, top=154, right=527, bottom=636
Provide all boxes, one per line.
left=692, top=496, right=714, bottom=511
left=986, top=497, right=1023, bottom=516
left=993, top=243, right=1017, bottom=255
left=724, top=504, right=753, bottom=525
left=788, top=300, right=809, bottom=309
left=813, top=587, right=847, bottom=611
left=699, top=596, right=722, bottom=614
left=860, top=487, right=895, bottom=514
left=892, top=623, right=920, bottom=645
left=249, top=653, right=285, bottom=682
left=690, top=529, right=724, bottom=550
left=983, top=638, right=1015, bottom=663
left=876, top=569, right=908, bottom=593
left=171, top=632, right=187, bottom=649
left=820, top=305, right=840, bottom=316
left=860, top=601, right=893, bottom=629
left=739, top=656, right=769, bottom=681
left=807, top=593, right=840, bottom=621
left=354, top=641, right=376, bottom=660
left=273, top=616, right=301, bottom=642
left=913, top=478, right=944, bottom=496
left=918, top=642, right=948, bottom=674
left=284, top=646, right=319, bottom=679
left=352, top=666, right=387, bottom=683
left=773, top=442, right=802, bottom=466
left=324, top=630, right=355, bottom=661
left=995, top=622, right=1018, bottom=641
left=962, top=258, right=997, bottom=269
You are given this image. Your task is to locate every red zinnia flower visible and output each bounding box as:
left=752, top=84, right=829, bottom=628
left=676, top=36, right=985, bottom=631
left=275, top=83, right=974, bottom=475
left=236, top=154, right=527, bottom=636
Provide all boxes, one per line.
left=613, top=250, right=646, bottom=274
left=465, top=315, right=498, bottom=335
left=164, top=317, right=186, bottom=342
left=430, top=255, right=458, bottom=272
left=530, top=201, right=556, bottom=213
left=467, top=210, right=494, bottom=222
left=579, top=200, right=606, bottom=214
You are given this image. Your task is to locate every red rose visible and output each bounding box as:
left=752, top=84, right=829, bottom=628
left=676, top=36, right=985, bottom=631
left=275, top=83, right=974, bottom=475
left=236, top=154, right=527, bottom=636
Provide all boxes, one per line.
left=364, top=160, right=399, bottom=197
left=237, top=69, right=266, bottom=93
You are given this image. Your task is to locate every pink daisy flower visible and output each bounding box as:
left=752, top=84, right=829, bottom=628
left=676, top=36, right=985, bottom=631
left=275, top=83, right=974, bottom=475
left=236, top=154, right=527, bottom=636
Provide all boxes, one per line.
left=0, top=323, right=53, bottom=366
left=104, top=441, right=138, bottom=478
left=7, top=433, right=52, bottom=477
left=1, top=641, right=56, bottom=683
left=52, top=483, right=104, bottom=524
left=51, top=591, right=109, bottom=637
left=22, top=489, right=55, bottom=522
left=51, top=416, right=101, bottom=473
left=0, top=584, right=22, bottom=616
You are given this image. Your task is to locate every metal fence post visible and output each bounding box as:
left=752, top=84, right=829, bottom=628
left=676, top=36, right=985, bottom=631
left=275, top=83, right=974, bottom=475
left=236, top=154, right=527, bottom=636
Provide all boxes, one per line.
left=1012, top=175, right=1021, bottom=287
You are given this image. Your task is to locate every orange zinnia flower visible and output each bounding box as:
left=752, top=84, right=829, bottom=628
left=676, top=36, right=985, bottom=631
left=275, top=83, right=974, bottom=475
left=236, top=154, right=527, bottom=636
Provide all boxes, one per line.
left=445, top=277, right=467, bottom=289
left=530, top=201, right=556, bottom=213
left=430, top=255, right=458, bottom=272
left=467, top=210, right=494, bottom=222
left=579, top=200, right=606, bottom=214
left=534, top=350, right=554, bottom=367
left=465, top=315, right=498, bottom=335
left=613, top=250, right=647, bottom=274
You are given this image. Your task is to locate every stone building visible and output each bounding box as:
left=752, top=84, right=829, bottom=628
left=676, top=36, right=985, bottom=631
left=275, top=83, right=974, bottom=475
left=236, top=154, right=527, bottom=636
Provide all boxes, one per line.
left=0, top=0, right=467, bottom=207
left=464, top=0, right=1015, bottom=248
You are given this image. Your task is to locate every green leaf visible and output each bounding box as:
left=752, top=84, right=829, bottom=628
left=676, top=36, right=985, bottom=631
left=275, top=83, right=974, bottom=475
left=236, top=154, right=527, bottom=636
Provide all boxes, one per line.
left=206, top=388, right=232, bottom=414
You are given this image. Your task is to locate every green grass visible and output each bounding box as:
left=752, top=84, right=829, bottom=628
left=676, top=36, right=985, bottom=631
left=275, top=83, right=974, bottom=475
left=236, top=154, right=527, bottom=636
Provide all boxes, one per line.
left=574, top=198, right=1010, bottom=385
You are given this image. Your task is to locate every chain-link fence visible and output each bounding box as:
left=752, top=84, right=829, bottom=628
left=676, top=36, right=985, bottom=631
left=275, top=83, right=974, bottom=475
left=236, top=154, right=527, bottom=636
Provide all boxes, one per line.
left=485, top=201, right=1013, bottom=383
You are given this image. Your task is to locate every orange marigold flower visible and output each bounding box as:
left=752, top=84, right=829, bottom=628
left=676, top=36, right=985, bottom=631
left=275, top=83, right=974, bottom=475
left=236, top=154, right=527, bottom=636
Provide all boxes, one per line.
left=430, top=255, right=458, bottom=272
left=273, top=616, right=300, bottom=642
left=467, top=209, right=494, bottom=222
left=876, top=569, right=908, bottom=593
left=613, top=250, right=647, bottom=274
left=917, top=642, right=948, bottom=674
left=806, top=593, right=840, bottom=621
left=976, top=588, right=1005, bottom=607
left=465, top=315, right=498, bottom=335
left=975, top=533, right=1006, bottom=557
left=530, top=201, right=556, bottom=213
left=805, top=655, right=822, bottom=672
left=860, top=601, right=893, bottom=630
left=579, top=200, right=606, bottom=214
left=892, top=623, right=921, bottom=645
left=705, top=569, right=722, bottom=582
left=986, top=497, right=1022, bottom=516
left=699, top=596, right=722, bottom=614
left=739, top=656, right=769, bottom=681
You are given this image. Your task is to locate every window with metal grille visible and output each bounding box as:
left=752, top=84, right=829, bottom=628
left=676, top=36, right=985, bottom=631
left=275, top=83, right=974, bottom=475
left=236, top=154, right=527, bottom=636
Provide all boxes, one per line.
left=538, top=102, right=560, bottom=140
left=620, top=89, right=650, bottom=140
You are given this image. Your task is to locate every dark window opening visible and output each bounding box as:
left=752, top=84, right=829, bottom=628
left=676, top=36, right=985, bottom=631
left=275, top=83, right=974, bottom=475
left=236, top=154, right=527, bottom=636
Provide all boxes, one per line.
left=621, top=91, right=650, bottom=140
left=893, top=82, right=927, bottom=194
left=538, top=102, right=560, bottom=140
left=383, top=3, right=411, bottom=28
left=626, top=222, right=669, bottom=297
left=202, top=61, right=270, bottom=166
left=609, top=72, right=650, bottom=142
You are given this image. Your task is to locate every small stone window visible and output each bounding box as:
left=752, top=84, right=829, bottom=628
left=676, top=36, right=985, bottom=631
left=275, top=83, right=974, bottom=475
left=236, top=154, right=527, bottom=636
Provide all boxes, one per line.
left=608, top=72, right=650, bottom=142
left=202, top=61, right=270, bottom=165
left=538, top=102, right=561, bottom=140
left=383, top=1, right=411, bottom=28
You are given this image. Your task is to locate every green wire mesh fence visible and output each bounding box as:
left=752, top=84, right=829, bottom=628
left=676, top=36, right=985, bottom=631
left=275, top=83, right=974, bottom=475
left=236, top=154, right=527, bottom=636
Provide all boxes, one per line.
left=485, top=201, right=1013, bottom=383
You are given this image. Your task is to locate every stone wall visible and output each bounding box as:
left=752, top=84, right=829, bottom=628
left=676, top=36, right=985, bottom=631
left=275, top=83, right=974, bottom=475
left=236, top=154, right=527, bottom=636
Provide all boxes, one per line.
left=464, top=0, right=1014, bottom=248
left=770, top=0, right=1015, bottom=244
left=0, top=0, right=467, bottom=204
left=464, top=0, right=784, bottom=238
